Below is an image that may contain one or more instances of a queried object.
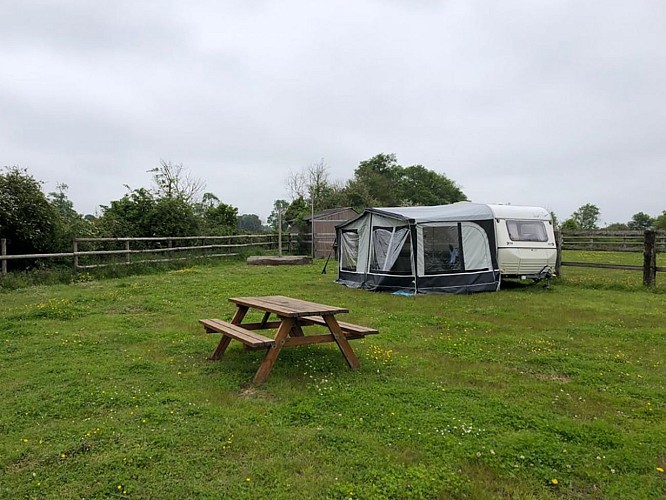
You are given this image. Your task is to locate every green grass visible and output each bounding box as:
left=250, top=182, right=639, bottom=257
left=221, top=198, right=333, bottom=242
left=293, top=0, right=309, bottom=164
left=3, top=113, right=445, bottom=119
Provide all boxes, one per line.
left=1, top=253, right=665, bottom=498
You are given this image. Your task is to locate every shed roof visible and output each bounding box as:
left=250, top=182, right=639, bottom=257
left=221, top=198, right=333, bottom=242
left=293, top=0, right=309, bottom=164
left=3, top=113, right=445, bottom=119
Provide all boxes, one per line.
left=303, top=207, right=357, bottom=221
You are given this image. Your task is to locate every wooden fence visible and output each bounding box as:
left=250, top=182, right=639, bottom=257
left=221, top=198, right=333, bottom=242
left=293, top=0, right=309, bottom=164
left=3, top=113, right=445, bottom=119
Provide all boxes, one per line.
left=0, top=234, right=309, bottom=275
left=558, top=229, right=666, bottom=286
left=561, top=230, right=666, bottom=253
left=3, top=230, right=664, bottom=286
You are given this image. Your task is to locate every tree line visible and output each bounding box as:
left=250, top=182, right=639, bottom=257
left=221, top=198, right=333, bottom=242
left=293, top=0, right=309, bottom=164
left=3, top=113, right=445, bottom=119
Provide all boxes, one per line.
left=1, top=162, right=241, bottom=261
left=268, top=154, right=467, bottom=232
left=2, top=155, right=665, bottom=266
left=0, top=154, right=466, bottom=261
left=557, top=203, right=666, bottom=231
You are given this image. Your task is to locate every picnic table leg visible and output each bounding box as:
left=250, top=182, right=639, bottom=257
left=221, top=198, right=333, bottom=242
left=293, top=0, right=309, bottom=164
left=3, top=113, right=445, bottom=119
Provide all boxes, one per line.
left=230, top=305, right=249, bottom=325
left=323, top=315, right=360, bottom=370
left=252, top=317, right=294, bottom=385
left=209, top=335, right=232, bottom=361
left=209, top=305, right=250, bottom=359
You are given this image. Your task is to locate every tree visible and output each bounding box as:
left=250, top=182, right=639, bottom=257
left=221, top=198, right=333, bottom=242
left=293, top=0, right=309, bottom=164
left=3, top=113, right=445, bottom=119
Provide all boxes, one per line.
left=202, top=200, right=238, bottom=235
left=48, top=183, right=96, bottom=250
left=149, top=197, right=199, bottom=237
left=267, top=200, right=290, bottom=232
left=345, top=153, right=467, bottom=210
left=316, top=180, right=348, bottom=211
left=0, top=166, right=59, bottom=257
left=287, top=159, right=332, bottom=214
left=286, top=169, right=307, bottom=200
left=627, top=212, right=654, bottom=230
left=654, top=211, right=666, bottom=230
left=97, top=188, right=156, bottom=237
left=352, top=153, right=403, bottom=207
left=340, top=178, right=376, bottom=210
left=283, top=196, right=309, bottom=229
left=237, top=214, right=263, bottom=232
left=283, top=153, right=467, bottom=216
left=149, top=160, right=205, bottom=203
left=400, top=165, right=466, bottom=206
left=559, top=218, right=580, bottom=231
left=571, top=203, right=600, bottom=230
left=97, top=188, right=199, bottom=237
left=306, top=159, right=331, bottom=213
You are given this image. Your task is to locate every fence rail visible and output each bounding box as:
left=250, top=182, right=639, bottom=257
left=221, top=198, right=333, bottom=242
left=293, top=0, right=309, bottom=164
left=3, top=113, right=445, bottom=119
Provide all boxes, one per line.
left=559, top=229, right=665, bottom=286
left=561, top=230, right=666, bottom=253
left=3, top=230, right=664, bottom=287
left=0, top=234, right=312, bottom=275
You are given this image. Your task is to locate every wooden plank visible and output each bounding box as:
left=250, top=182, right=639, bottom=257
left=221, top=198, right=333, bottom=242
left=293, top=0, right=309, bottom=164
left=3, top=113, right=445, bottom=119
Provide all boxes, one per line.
left=74, top=234, right=274, bottom=243
left=237, top=321, right=283, bottom=331
left=260, top=296, right=349, bottom=316
left=300, top=316, right=378, bottom=335
left=282, top=332, right=373, bottom=347
left=283, top=334, right=335, bottom=346
left=229, top=296, right=348, bottom=317
left=561, top=262, right=644, bottom=271
left=199, top=319, right=274, bottom=348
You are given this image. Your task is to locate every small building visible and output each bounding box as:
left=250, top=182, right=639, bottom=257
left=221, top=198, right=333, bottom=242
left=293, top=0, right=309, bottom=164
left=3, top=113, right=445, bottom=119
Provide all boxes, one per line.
left=303, top=207, right=358, bottom=258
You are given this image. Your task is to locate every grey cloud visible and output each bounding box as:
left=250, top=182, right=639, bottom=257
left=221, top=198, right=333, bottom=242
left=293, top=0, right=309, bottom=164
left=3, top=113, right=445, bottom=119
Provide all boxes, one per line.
left=1, top=1, right=665, bottom=224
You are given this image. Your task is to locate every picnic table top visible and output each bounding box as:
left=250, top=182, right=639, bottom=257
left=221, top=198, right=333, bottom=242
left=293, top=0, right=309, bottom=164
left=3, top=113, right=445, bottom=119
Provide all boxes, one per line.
left=228, top=295, right=349, bottom=318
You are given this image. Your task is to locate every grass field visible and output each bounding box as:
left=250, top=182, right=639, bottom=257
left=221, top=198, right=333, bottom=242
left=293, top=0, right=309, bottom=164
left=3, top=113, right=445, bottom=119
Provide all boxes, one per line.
left=1, top=252, right=665, bottom=498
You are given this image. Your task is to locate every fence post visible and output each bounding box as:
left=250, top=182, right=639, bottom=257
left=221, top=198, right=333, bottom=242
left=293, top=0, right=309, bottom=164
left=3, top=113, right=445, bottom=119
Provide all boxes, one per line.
left=73, top=240, right=79, bottom=271
left=643, top=230, right=657, bottom=287
left=1, top=238, right=7, bottom=275
left=555, top=230, right=563, bottom=278
left=125, top=240, right=131, bottom=265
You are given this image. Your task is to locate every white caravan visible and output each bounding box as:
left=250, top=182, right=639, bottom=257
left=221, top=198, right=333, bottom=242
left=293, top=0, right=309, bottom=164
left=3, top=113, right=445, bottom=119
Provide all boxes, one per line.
left=487, top=204, right=557, bottom=280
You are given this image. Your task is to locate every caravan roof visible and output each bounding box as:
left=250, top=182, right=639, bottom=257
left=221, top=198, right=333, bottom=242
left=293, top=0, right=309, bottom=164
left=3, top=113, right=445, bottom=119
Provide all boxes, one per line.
left=487, top=204, right=551, bottom=220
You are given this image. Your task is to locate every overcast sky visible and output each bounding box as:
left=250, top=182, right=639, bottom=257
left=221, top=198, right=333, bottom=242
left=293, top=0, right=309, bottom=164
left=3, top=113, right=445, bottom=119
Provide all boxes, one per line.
left=2, top=1, right=665, bottom=225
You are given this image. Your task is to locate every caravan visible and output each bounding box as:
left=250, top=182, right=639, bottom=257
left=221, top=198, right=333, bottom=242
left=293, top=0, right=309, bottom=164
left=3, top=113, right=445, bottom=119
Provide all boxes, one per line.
left=488, top=204, right=557, bottom=279
left=335, top=202, right=556, bottom=294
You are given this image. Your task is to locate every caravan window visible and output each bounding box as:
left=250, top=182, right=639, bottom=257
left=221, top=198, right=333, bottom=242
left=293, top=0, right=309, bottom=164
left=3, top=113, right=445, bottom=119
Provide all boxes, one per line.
left=370, top=226, right=412, bottom=274
left=506, top=220, right=548, bottom=242
left=340, top=231, right=359, bottom=271
left=423, top=225, right=462, bottom=274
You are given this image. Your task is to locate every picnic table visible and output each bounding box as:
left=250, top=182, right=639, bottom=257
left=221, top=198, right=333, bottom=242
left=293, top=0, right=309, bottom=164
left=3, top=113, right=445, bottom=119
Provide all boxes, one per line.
left=200, top=295, right=378, bottom=384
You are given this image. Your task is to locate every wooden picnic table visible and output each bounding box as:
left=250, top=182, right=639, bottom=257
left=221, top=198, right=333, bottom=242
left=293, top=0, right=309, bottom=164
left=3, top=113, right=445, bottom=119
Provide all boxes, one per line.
left=200, top=295, right=378, bottom=384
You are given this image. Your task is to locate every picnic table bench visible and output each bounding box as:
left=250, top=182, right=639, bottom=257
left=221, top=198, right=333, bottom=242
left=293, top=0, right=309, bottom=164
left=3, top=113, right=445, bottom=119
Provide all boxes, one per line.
left=200, top=295, right=378, bottom=384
